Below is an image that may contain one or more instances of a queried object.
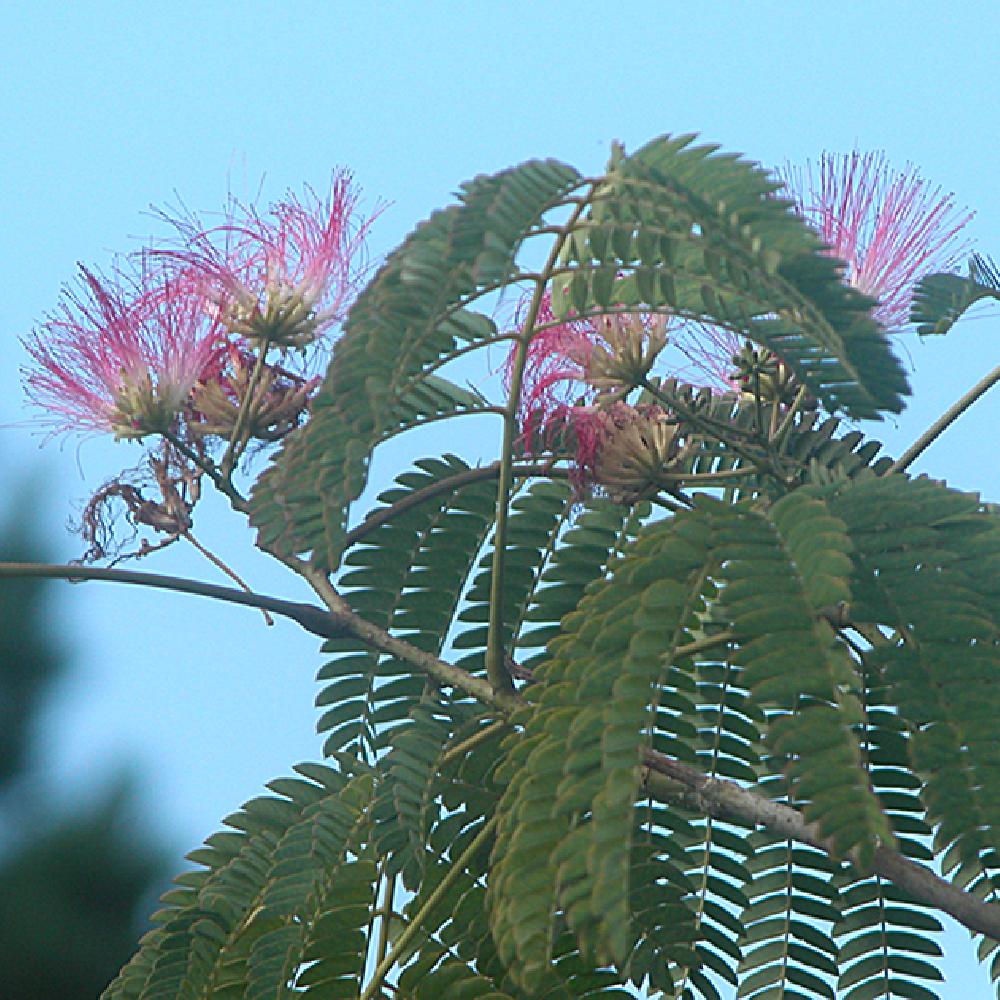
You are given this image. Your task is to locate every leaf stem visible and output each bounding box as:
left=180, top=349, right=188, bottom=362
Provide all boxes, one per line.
left=769, top=385, right=809, bottom=449
left=181, top=531, right=274, bottom=625
left=344, top=463, right=569, bottom=550
left=220, top=340, right=271, bottom=480
left=439, top=720, right=508, bottom=768
left=890, top=360, right=1000, bottom=473
left=359, top=817, right=497, bottom=1000
left=485, top=190, right=593, bottom=696
left=375, top=874, right=396, bottom=971
left=161, top=430, right=248, bottom=513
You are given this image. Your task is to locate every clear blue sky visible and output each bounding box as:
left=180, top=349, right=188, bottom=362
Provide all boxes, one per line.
left=2, top=1, right=998, bottom=991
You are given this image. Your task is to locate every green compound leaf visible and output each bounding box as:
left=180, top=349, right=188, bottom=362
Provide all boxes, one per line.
left=828, top=475, right=1000, bottom=867
left=250, top=159, right=583, bottom=570
left=737, top=835, right=841, bottom=1000
left=911, top=254, right=1000, bottom=337
left=317, top=455, right=496, bottom=759
left=715, top=490, right=891, bottom=861
left=555, top=134, right=909, bottom=420
left=101, top=762, right=375, bottom=1000
left=490, top=509, right=717, bottom=988
left=489, top=487, right=896, bottom=989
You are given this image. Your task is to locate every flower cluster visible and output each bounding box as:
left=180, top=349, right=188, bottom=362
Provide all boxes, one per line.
left=24, top=173, right=373, bottom=445
left=22, top=174, right=375, bottom=560
left=669, top=151, right=972, bottom=392
left=511, top=151, right=972, bottom=491
left=506, top=292, right=681, bottom=497
left=508, top=295, right=668, bottom=443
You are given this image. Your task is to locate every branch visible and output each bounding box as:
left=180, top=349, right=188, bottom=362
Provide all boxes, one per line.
left=0, top=558, right=517, bottom=715
left=12, top=558, right=993, bottom=940
left=641, top=749, right=1000, bottom=942
left=359, top=816, right=497, bottom=1000
left=0, top=561, right=341, bottom=638
left=344, top=462, right=569, bottom=549
left=890, top=361, right=1000, bottom=473
left=262, top=554, right=522, bottom=714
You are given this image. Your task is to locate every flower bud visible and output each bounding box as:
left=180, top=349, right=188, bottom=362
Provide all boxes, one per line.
left=732, top=343, right=802, bottom=406
left=190, top=352, right=316, bottom=442
left=581, top=313, right=668, bottom=394
left=591, top=403, right=689, bottom=503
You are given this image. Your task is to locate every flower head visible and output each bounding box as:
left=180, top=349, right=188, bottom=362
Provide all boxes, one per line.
left=161, top=172, right=375, bottom=349
left=542, top=401, right=688, bottom=501
left=507, top=291, right=669, bottom=451
left=663, top=152, right=973, bottom=392
left=785, top=151, right=972, bottom=329
left=23, top=267, right=226, bottom=439
left=189, top=344, right=319, bottom=442
left=587, top=402, right=688, bottom=502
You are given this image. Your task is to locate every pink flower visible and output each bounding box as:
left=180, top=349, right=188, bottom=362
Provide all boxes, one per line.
left=785, top=151, right=972, bottom=329
left=160, top=172, right=375, bottom=349
left=505, top=292, right=600, bottom=448
left=507, top=292, right=669, bottom=448
left=22, top=266, right=226, bottom=439
left=662, top=152, right=973, bottom=390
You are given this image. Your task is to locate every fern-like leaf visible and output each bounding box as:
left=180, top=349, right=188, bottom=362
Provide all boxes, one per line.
left=911, top=254, right=1000, bottom=336
left=555, top=134, right=909, bottom=419
left=715, top=490, right=892, bottom=860
left=317, top=455, right=497, bottom=758
left=251, top=159, right=583, bottom=569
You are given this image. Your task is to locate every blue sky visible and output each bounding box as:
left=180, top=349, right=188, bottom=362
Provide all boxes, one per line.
left=2, top=1, right=998, bottom=990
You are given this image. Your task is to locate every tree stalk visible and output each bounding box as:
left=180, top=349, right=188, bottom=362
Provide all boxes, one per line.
left=891, top=360, right=1000, bottom=473
left=485, top=190, right=592, bottom=697
left=359, top=817, right=497, bottom=1000
left=642, top=750, right=1000, bottom=941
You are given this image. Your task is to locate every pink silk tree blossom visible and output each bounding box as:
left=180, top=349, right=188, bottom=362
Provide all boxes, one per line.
left=506, top=292, right=676, bottom=488
left=505, top=291, right=601, bottom=449
left=786, top=151, right=972, bottom=330
left=656, top=152, right=973, bottom=391
left=23, top=267, right=227, bottom=439
left=160, top=172, right=375, bottom=349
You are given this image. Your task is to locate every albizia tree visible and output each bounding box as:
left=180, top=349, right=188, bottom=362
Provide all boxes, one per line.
left=6, top=135, right=1000, bottom=999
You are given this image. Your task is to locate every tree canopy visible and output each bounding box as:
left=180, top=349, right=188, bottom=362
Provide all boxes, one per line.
left=6, top=134, right=1000, bottom=998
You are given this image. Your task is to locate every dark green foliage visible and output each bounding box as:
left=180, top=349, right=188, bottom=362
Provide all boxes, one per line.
left=250, top=159, right=584, bottom=570
left=738, top=836, right=841, bottom=1000
left=490, top=510, right=717, bottom=985
left=716, top=490, right=891, bottom=860
left=103, top=141, right=1000, bottom=997
left=911, top=255, right=1000, bottom=336
left=317, top=454, right=497, bottom=758
left=453, top=478, right=580, bottom=678
left=0, top=784, right=168, bottom=1000
left=0, top=492, right=62, bottom=783
left=0, top=488, right=171, bottom=1000
left=834, top=876, right=944, bottom=1000
left=829, top=475, right=1000, bottom=863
